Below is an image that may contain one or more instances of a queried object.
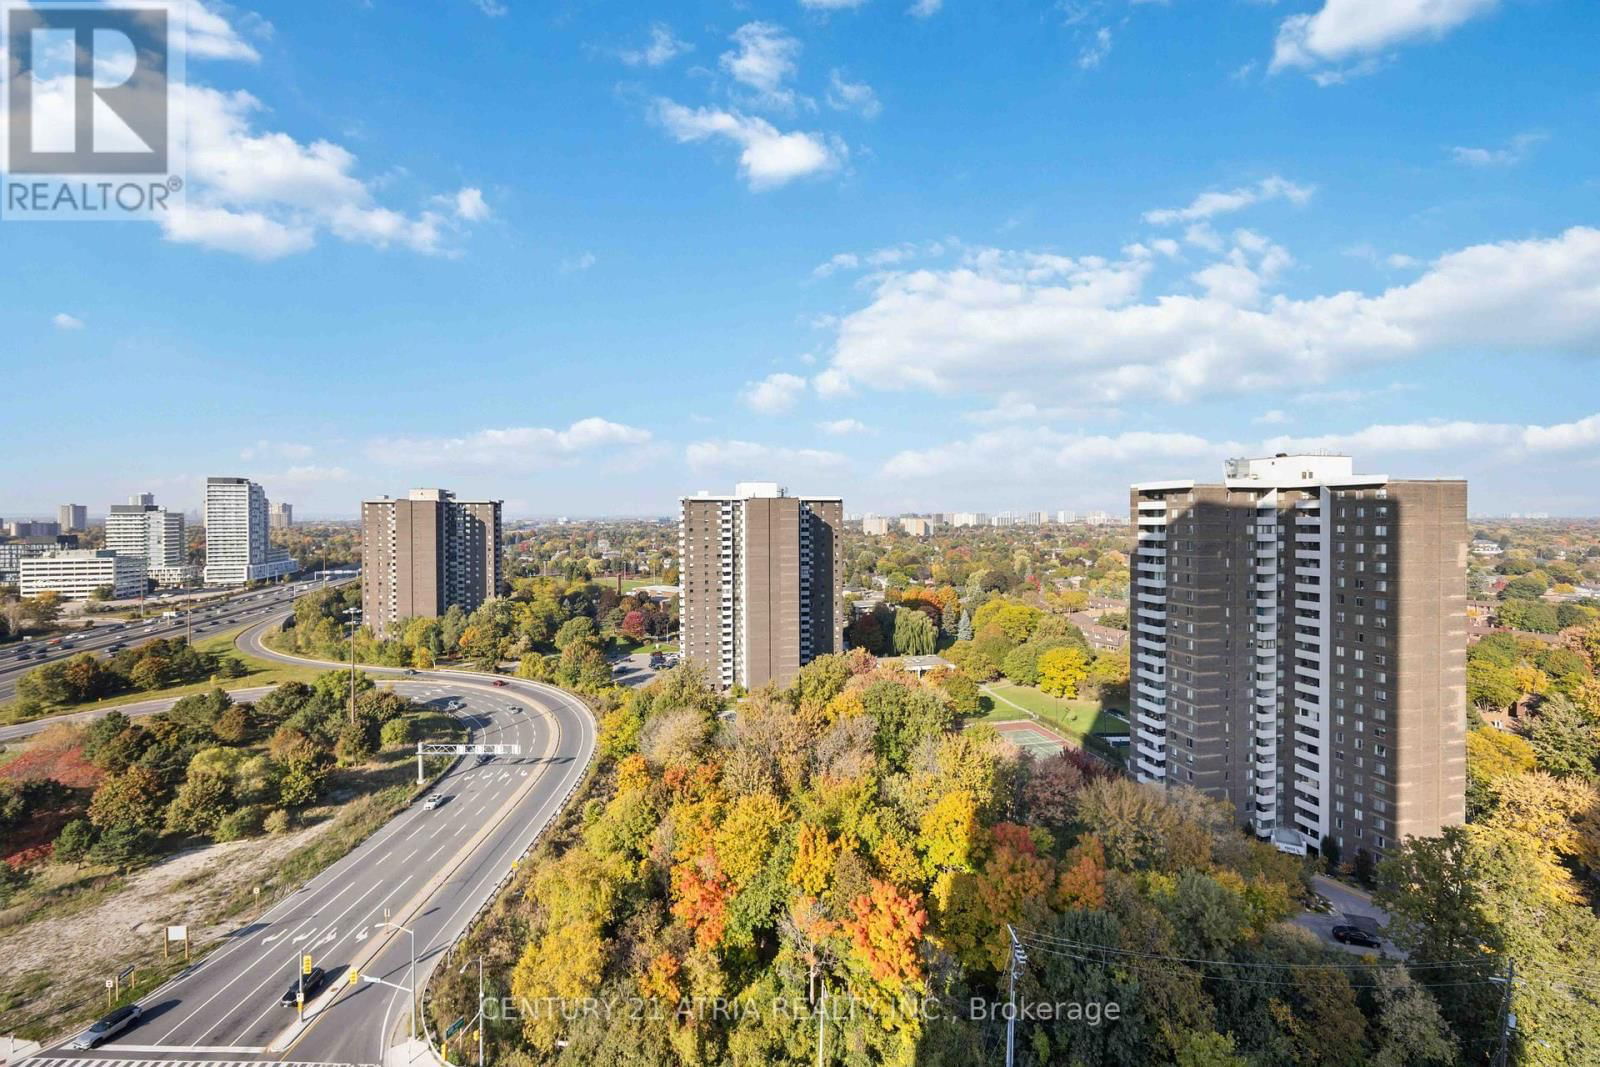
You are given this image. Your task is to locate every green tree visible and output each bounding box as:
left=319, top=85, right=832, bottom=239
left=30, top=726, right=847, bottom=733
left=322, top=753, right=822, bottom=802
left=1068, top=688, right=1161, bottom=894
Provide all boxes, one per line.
left=88, top=765, right=166, bottom=832
left=53, top=818, right=97, bottom=864
left=891, top=607, right=937, bottom=656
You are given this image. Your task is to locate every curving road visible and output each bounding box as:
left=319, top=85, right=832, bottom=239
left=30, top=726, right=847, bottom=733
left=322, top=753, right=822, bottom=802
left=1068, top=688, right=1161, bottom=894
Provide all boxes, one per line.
left=24, top=609, right=597, bottom=1067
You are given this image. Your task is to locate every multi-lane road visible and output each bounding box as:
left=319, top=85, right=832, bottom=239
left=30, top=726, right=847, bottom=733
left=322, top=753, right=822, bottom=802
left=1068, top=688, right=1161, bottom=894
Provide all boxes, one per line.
left=0, top=577, right=346, bottom=704
left=17, top=608, right=597, bottom=1067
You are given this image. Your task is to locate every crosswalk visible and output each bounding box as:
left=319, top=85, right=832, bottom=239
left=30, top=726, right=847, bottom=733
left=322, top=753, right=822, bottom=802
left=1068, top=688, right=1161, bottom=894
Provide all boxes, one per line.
left=22, top=1059, right=372, bottom=1067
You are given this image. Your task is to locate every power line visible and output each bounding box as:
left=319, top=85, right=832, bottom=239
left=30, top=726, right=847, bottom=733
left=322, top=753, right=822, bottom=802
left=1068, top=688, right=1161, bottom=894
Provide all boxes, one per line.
left=1011, top=927, right=1499, bottom=972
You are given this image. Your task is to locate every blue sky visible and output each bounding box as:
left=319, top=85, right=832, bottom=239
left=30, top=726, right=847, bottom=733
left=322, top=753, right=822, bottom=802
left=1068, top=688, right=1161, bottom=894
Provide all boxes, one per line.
left=3, top=0, right=1599, bottom=519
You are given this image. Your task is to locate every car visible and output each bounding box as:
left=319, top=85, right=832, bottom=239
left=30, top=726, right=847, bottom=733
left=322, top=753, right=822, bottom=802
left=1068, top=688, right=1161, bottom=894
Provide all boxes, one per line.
left=67, top=1003, right=143, bottom=1049
left=281, top=966, right=328, bottom=1006
left=404, top=668, right=419, bottom=675
left=107, top=643, right=124, bottom=652
left=492, top=678, right=508, bottom=687
left=423, top=794, right=445, bottom=810
left=1330, top=925, right=1383, bottom=948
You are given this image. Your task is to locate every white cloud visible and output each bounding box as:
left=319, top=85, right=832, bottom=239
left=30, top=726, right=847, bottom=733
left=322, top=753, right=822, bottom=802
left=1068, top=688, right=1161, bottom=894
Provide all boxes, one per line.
left=619, top=24, right=692, bottom=67
left=884, top=427, right=1235, bottom=482
left=452, top=187, right=491, bottom=221
left=812, top=240, right=949, bottom=277
left=817, top=226, right=1600, bottom=406
left=116, top=32, right=486, bottom=260
left=653, top=99, right=845, bottom=189
left=1271, top=0, right=1500, bottom=80
left=174, top=0, right=266, bottom=61
left=1144, top=176, right=1314, bottom=225
left=801, top=0, right=872, bottom=9
left=1268, top=412, right=1600, bottom=457
left=826, top=71, right=881, bottom=119
left=817, top=418, right=869, bottom=435
left=908, top=0, right=943, bottom=15
left=686, top=439, right=848, bottom=475
left=1253, top=409, right=1289, bottom=426
left=471, top=0, right=509, bottom=16
left=561, top=251, right=598, bottom=273
left=721, top=23, right=802, bottom=110
left=272, top=464, right=350, bottom=485
left=241, top=440, right=314, bottom=461
left=368, top=418, right=651, bottom=468
left=741, top=372, right=809, bottom=414
left=1450, top=131, right=1546, bottom=167
left=1079, top=27, right=1112, bottom=70
left=51, top=312, right=84, bottom=330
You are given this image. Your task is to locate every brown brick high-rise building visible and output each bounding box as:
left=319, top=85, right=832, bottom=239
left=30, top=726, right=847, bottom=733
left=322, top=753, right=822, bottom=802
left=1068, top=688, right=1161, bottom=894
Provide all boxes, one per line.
left=361, top=488, right=503, bottom=636
left=1130, top=455, right=1467, bottom=860
left=679, top=482, right=843, bottom=690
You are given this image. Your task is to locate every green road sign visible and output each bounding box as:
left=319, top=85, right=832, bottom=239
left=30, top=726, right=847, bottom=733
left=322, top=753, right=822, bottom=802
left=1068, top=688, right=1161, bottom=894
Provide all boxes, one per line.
left=444, top=1017, right=468, bottom=1039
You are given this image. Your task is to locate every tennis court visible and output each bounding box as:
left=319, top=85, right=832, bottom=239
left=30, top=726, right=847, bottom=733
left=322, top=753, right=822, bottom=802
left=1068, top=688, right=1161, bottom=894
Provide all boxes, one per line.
left=989, top=718, right=1069, bottom=755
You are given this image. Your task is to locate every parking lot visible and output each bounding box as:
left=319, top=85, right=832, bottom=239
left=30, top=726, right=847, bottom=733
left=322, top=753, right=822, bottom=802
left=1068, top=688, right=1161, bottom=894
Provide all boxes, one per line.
left=1291, top=874, right=1406, bottom=958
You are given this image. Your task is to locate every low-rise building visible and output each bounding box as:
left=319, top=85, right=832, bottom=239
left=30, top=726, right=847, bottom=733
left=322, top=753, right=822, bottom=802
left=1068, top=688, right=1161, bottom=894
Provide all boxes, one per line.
left=862, top=517, right=891, bottom=535
left=0, top=535, right=80, bottom=583
left=20, top=550, right=146, bottom=600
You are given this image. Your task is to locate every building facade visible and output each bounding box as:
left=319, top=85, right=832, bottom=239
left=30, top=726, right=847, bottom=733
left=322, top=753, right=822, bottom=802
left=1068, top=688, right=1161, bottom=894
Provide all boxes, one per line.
left=360, top=489, right=503, bottom=635
left=108, top=498, right=194, bottom=586
left=57, top=504, right=87, bottom=531
left=862, top=517, right=891, bottom=535
left=6, top=520, right=60, bottom=538
left=270, top=502, right=294, bottom=528
left=1130, top=454, right=1467, bottom=859
left=679, top=482, right=844, bottom=690
left=0, top=535, right=79, bottom=583
left=203, top=477, right=297, bottom=585
left=20, top=549, right=146, bottom=600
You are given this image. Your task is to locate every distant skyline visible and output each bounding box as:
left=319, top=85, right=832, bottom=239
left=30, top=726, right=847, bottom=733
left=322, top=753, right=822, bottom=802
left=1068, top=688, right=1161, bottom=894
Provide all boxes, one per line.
left=5, top=1, right=1599, bottom=517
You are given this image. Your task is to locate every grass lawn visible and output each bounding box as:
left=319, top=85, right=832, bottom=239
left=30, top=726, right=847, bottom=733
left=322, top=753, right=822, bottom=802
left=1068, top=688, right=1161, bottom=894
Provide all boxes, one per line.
left=977, top=680, right=1128, bottom=764
left=617, top=576, right=672, bottom=592
left=0, top=624, right=336, bottom=726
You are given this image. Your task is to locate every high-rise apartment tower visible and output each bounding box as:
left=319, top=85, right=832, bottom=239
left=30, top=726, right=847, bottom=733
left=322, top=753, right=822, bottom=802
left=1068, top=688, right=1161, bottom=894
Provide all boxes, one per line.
left=1129, top=454, right=1466, bottom=859
left=360, top=488, right=503, bottom=635
left=678, top=482, right=843, bottom=690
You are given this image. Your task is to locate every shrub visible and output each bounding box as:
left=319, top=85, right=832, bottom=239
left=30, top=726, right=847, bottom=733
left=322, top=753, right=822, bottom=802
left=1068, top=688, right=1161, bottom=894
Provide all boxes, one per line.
left=215, top=805, right=266, bottom=842
left=380, top=717, right=415, bottom=749
left=263, top=808, right=293, bottom=835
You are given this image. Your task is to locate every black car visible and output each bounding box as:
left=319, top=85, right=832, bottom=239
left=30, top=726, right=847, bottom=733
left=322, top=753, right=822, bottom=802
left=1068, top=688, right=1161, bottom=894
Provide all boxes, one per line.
left=1331, top=925, right=1382, bottom=948
left=67, top=1003, right=143, bottom=1049
left=281, top=966, right=328, bottom=1006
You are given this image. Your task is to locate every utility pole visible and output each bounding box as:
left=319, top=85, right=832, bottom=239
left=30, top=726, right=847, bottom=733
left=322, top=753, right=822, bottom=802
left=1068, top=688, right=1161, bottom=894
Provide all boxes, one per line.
left=1005, top=925, right=1025, bottom=1067
left=478, top=955, right=484, bottom=1067
left=1490, top=956, right=1516, bottom=1067
left=815, top=975, right=826, bottom=1067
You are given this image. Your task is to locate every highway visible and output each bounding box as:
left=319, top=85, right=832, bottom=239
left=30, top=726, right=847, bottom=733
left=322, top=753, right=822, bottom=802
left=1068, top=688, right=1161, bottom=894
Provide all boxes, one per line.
left=0, top=576, right=348, bottom=705
left=20, top=610, right=598, bottom=1067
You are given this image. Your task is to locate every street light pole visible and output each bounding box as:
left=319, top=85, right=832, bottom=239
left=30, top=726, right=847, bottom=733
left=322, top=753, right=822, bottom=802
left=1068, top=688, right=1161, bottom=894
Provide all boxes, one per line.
left=379, top=921, right=417, bottom=1044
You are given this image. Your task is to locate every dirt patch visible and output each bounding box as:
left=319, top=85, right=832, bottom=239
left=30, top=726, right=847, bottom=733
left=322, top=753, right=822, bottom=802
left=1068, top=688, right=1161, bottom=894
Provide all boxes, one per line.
left=0, top=820, right=332, bottom=1037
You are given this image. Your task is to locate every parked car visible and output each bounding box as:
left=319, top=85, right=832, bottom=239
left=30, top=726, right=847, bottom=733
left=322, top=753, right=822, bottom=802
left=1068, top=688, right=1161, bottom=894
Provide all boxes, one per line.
left=1331, top=925, right=1382, bottom=948
left=281, top=966, right=328, bottom=1006
left=67, top=1003, right=143, bottom=1049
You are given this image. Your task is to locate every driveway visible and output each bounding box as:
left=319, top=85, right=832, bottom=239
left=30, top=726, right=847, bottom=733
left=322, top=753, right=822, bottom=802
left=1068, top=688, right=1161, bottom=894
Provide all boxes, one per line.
left=1291, top=874, right=1407, bottom=959
left=610, top=652, right=660, bottom=688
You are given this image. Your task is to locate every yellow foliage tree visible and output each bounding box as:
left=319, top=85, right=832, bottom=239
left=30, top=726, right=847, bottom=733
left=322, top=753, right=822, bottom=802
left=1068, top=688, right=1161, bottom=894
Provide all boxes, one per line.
left=1038, top=646, right=1091, bottom=698
left=509, top=920, right=605, bottom=1051
left=713, top=791, right=788, bottom=887
left=918, top=789, right=983, bottom=874
left=790, top=822, right=841, bottom=895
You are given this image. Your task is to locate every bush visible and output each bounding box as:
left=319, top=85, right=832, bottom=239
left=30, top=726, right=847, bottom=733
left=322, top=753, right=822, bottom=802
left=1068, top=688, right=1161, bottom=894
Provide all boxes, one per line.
left=380, top=717, right=415, bottom=749
left=264, top=808, right=293, bottom=835
left=215, top=805, right=266, bottom=842
left=54, top=818, right=97, bottom=864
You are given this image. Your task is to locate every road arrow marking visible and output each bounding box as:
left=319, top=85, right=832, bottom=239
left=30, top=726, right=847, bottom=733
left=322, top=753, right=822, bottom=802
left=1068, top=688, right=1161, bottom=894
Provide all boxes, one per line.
left=263, top=932, right=285, bottom=944
left=317, top=929, right=336, bottom=946
left=356, top=927, right=368, bottom=942
left=293, top=932, right=311, bottom=943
